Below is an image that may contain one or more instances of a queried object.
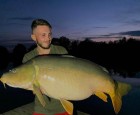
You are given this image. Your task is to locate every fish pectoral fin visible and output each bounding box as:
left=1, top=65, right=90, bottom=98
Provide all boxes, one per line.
left=60, top=99, right=73, bottom=115
left=95, top=92, right=108, bottom=102
left=33, top=84, right=46, bottom=107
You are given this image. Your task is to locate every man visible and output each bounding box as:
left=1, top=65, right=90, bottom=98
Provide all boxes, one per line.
left=22, top=19, right=69, bottom=115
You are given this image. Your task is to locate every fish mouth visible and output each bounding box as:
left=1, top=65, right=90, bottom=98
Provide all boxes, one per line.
left=3, top=83, right=6, bottom=88
left=0, top=80, right=6, bottom=88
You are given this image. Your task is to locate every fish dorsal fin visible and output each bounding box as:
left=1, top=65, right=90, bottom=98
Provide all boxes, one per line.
left=61, top=55, right=75, bottom=58
left=95, top=92, right=108, bottom=102
left=60, top=99, right=73, bottom=115
left=33, top=84, right=46, bottom=107
left=99, top=65, right=109, bottom=73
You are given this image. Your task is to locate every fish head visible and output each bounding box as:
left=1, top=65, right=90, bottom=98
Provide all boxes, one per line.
left=0, top=62, right=35, bottom=89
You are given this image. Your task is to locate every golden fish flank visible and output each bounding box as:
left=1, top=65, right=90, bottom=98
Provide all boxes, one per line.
left=0, top=55, right=131, bottom=115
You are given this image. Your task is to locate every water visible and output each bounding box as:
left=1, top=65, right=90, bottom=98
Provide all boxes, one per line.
left=0, top=85, right=34, bottom=113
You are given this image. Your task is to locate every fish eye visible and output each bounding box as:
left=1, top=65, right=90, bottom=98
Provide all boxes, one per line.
left=9, top=69, right=17, bottom=73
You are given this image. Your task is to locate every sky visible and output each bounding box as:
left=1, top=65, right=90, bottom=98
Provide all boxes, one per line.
left=1, top=0, right=140, bottom=50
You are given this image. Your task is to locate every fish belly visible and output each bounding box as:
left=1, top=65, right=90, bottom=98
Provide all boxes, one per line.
left=39, top=78, right=93, bottom=100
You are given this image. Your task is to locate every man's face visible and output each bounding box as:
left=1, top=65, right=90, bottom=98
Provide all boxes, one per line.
left=32, top=25, right=52, bottom=49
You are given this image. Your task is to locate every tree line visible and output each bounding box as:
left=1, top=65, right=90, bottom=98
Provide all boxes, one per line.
left=0, top=37, right=140, bottom=77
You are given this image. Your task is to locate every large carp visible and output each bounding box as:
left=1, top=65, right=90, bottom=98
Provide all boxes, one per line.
left=0, top=55, right=131, bottom=115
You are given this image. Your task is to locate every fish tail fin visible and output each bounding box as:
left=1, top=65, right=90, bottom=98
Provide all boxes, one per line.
left=111, top=81, right=132, bottom=114
left=110, top=91, right=122, bottom=114
left=117, top=81, right=132, bottom=96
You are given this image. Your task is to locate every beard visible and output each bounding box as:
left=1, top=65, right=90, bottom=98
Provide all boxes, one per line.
left=37, top=41, right=51, bottom=49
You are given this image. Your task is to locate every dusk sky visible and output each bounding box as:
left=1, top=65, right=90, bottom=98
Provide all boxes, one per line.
left=1, top=0, right=140, bottom=50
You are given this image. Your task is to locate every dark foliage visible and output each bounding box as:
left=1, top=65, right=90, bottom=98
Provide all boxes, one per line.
left=0, top=46, right=10, bottom=71
left=12, top=44, right=27, bottom=67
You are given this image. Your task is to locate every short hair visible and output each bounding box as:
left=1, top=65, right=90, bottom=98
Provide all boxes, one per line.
left=31, top=19, right=52, bottom=32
